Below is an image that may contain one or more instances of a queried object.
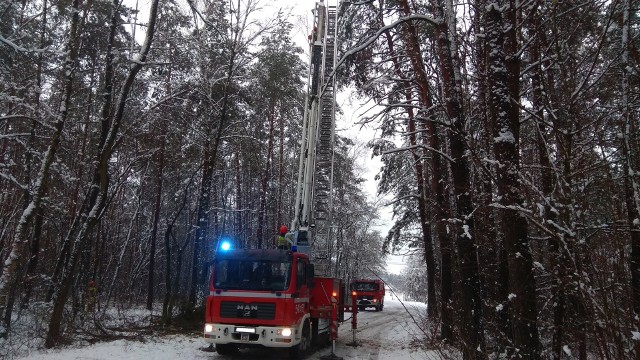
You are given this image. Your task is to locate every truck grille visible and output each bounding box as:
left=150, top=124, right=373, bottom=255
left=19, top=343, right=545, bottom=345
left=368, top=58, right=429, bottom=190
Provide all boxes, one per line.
left=220, top=301, right=276, bottom=320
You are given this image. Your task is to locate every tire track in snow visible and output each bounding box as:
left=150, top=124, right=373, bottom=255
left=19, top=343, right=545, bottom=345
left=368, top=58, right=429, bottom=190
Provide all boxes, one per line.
left=312, top=299, right=424, bottom=360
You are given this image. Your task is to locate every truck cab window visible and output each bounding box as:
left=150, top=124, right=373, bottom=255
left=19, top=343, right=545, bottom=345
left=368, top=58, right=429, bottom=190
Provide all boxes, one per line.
left=214, top=259, right=292, bottom=291
left=352, top=282, right=378, bottom=291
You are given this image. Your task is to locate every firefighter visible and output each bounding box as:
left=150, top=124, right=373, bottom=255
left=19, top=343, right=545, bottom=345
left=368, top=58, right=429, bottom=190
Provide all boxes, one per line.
left=276, top=225, right=292, bottom=249
left=86, top=279, right=97, bottom=312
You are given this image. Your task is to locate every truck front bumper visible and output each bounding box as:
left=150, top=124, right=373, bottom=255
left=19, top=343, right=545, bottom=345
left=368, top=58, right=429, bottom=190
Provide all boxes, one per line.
left=203, top=323, right=300, bottom=348
left=357, top=299, right=378, bottom=306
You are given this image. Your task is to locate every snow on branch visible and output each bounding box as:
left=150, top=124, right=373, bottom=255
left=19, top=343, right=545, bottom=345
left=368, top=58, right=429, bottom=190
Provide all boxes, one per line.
left=0, top=172, right=28, bottom=190
left=384, top=194, right=422, bottom=206
left=0, top=115, right=37, bottom=122
left=0, top=35, right=52, bottom=54
left=321, top=14, right=442, bottom=97
left=383, top=144, right=455, bottom=163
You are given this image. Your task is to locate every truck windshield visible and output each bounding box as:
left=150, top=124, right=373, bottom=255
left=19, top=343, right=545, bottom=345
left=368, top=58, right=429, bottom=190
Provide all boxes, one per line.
left=352, top=282, right=378, bottom=291
left=214, top=259, right=291, bottom=291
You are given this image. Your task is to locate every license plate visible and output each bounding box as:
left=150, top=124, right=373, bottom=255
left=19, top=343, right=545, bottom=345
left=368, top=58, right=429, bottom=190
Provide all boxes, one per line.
left=241, top=333, right=249, bottom=341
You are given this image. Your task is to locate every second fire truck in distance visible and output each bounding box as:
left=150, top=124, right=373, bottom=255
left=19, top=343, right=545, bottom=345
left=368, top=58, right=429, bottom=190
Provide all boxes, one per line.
left=351, top=279, right=385, bottom=312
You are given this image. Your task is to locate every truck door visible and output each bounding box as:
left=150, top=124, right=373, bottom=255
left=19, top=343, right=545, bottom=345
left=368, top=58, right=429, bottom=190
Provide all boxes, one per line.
left=294, top=258, right=311, bottom=319
left=296, top=259, right=310, bottom=297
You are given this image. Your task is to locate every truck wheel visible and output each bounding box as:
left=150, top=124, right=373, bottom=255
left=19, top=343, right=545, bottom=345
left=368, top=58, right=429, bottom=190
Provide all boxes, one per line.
left=380, top=302, right=384, bottom=311
left=290, top=320, right=311, bottom=359
left=375, top=304, right=381, bottom=312
left=215, top=343, right=238, bottom=356
left=358, top=306, right=365, bottom=311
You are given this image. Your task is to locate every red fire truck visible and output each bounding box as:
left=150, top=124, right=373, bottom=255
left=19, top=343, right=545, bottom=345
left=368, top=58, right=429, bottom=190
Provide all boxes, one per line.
left=204, top=1, right=345, bottom=358
left=203, top=248, right=345, bottom=357
left=351, top=279, right=385, bottom=311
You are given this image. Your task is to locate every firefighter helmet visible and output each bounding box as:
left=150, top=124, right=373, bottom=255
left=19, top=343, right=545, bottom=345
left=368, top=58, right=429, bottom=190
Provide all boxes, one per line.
left=279, top=225, right=288, bottom=235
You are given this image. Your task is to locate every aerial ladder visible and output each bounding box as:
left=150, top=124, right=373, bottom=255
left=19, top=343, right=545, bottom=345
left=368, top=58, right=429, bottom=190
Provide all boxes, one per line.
left=292, top=0, right=338, bottom=278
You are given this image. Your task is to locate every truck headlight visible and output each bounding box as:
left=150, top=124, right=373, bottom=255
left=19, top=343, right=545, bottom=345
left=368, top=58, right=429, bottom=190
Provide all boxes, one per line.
left=205, top=324, right=214, bottom=333
left=278, top=328, right=292, bottom=337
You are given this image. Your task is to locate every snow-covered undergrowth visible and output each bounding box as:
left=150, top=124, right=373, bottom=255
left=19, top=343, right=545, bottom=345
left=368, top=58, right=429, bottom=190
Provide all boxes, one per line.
left=1, top=301, right=52, bottom=359
left=1, top=302, right=167, bottom=359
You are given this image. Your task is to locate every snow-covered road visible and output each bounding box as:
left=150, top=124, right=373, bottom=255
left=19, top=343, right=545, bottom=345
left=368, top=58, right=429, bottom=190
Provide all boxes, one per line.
left=313, top=296, right=435, bottom=360
left=14, top=296, right=438, bottom=360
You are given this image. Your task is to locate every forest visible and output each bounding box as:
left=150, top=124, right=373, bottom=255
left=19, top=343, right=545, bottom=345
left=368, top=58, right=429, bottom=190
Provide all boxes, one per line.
left=1, top=0, right=640, bottom=359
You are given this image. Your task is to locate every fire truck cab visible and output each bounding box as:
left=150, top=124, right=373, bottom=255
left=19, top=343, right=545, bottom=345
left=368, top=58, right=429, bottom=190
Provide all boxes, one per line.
left=351, top=279, right=385, bottom=312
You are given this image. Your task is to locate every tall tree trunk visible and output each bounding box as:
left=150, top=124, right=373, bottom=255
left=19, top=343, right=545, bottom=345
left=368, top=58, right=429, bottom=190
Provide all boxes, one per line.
left=470, top=0, right=509, bottom=350
left=147, top=138, right=165, bottom=310
left=21, top=0, right=49, bottom=309
left=277, top=108, right=285, bottom=230
left=620, top=2, right=640, bottom=356
left=170, top=237, right=189, bottom=317
left=0, top=0, right=80, bottom=337
left=235, top=153, right=244, bottom=247
left=527, top=4, right=564, bottom=358
left=148, top=61, right=173, bottom=311
left=445, top=43, right=482, bottom=360
left=21, top=207, right=44, bottom=308
left=191, top=145, right=214, bottom=309
left=257, top=102, right=276, bottom=249
left=620, top=0, right=640, bottom=319
left=394, top=0, right=439, bottom=321
left=433, top=0, right=482, bottom=345
left=162, top=225, right=174, bottom=322
left=45, top=70, right=93, bottom=303
left=104, top=183, right=144, bottom=310
left=486, top=2, right=540, bottom=357
left=162, top=168, right=194, bottom=322
left=411, top=0, right=483, bottom=355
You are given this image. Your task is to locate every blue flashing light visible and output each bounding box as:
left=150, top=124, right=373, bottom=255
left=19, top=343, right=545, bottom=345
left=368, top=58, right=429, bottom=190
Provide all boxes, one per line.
left=220, top=241, right=232, bottom=251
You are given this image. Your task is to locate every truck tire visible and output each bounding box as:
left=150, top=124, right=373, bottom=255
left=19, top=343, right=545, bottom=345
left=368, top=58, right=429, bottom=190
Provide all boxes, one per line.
left=215, top=343, right=238, bottom=356
left=290, top=320, right=311, bottom=359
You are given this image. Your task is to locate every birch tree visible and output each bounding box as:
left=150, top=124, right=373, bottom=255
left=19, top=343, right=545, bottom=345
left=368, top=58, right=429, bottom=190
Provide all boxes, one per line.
left=0, top=0, right=81, bottom=337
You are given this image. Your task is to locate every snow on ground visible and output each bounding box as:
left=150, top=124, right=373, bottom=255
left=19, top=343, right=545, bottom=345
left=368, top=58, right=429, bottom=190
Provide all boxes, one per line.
left=10, top=295, right=445, bottom=360
left=14, top=335, right=207, bottom=360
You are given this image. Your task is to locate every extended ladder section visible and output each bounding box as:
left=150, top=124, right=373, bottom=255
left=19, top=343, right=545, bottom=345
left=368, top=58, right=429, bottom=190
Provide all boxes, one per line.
left=292, top=0, right=337, bottom=277
left=313, top=4, right=337, bottom=276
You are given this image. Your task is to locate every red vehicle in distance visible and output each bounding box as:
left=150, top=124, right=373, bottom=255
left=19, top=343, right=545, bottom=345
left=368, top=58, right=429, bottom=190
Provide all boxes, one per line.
left=351, top=279, right=385, bottom=312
